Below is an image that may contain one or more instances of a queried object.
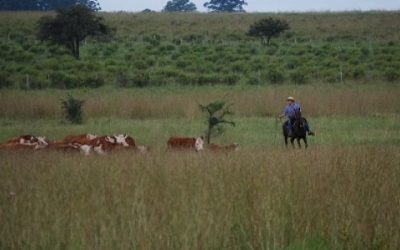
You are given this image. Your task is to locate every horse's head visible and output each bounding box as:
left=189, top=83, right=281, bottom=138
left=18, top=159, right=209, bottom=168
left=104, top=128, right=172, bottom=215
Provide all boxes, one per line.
left=293, top=117, right=307, bottom=133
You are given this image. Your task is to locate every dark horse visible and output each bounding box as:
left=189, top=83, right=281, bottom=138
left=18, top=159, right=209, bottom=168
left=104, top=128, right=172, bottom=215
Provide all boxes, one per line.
left=282, top=117, right=308, bottom=148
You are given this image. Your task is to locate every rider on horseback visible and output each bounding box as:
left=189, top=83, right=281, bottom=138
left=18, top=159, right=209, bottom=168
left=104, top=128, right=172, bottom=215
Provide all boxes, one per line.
left=279, top=97, right=315, bottom=136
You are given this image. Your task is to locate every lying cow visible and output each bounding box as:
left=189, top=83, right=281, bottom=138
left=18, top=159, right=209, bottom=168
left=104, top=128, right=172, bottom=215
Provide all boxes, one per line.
left=62, top=133, right=97, bottom=145
left=47, top=141, right=83, bottom=153
left=209, top=143, right=239, bottom=151
left=86, top=134, right=136, bottom=155
left=167, top=136, right=204, bottom=152
left=2, top=135, right=49, bottom=150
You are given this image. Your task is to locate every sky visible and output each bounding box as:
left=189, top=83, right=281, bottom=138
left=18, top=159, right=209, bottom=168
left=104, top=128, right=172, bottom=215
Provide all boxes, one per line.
left=99, top=0, right=400, bottom=12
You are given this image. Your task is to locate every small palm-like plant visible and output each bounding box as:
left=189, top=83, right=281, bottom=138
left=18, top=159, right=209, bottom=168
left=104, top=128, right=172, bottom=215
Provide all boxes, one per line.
left=61, top=95, right=85, bottom=124
left=200, top=100, right=235, bottom=144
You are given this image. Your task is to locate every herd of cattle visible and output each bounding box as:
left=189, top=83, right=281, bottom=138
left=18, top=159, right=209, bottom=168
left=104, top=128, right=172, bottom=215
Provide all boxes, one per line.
left=0, top=134, right=239, bottom=155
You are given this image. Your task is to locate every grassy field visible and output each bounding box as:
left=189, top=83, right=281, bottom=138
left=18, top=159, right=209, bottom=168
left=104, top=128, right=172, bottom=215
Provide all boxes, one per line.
left=1, top=84, right=400, bottom=249
left=1, top=12, right=400, bottom=89
left=1, top=146, right=399, bottom=249
left=1, top=10, right=400, bottom=250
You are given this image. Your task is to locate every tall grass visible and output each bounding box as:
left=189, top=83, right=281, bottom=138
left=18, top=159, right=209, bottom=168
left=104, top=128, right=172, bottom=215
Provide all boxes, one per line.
left=0, top=84, right=399, bottom=120
left=0, top=146, right=399, bottom=249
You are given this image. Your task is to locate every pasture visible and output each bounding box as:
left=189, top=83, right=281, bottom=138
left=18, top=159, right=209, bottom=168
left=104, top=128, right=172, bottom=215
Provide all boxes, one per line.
left=1, top=12, right=400, bottom=89
left=1, top=10, right=400, bottom=250
left=1, top=84, right=400, bottom=249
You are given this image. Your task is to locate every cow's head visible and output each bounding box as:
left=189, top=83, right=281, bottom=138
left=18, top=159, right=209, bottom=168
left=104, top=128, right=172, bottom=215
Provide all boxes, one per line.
left=80, top=145, right=92, bottom=156
left=34, top=136, right=49, bottom=150
left=114, top=134, right=130, bottom=147
left=86, top=134, right=97, bottom=140
left=195, top=136, right=204, bottom=152
left=125, top=136, right=136, bottom=147
left=106, top=136, right=116, bottom=143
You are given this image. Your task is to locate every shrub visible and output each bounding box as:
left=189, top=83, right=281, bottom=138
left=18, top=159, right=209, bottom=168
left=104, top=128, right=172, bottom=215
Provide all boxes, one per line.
left=61, top=95, right=85, bottom=124
left=222, top=74, right=239, bottom=85
left=143, top=34, right=161, bottom=47
left=289, top=69, right=308, bottom=84
left=116, top=71, right=152, bottom=88
left=321, top=69, right=339, bottom=83
left=81, top=74, right=105, bottom=88
left=0, top=73, right=12, bottom=88
left=264, top=67, right=285, bottom=84
left=49, top=72, right=78, bottom=89
left=132, top=72, right=151, bottom=87
left=352, top=67, right=366, bottom=80
left=384, top=69, right=400, bottom=82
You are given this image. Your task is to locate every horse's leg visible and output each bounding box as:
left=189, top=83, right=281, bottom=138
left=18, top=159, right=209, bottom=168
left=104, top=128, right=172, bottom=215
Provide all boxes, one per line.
left=290, top=137, right=295, bottom=148
left=304, top=136, right=308, bottom=148
left=297, top=138, right=301, bottom=148
left=283, top=124, right=289, bottom=147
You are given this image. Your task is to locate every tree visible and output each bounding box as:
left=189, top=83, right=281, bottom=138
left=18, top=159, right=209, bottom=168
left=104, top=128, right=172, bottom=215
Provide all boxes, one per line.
left=50, top=0, right=101, bottom=11
left=203, top=0, right=247, bottom=12
left=200, top=100, right=235, bottom=144
left=163, top=0, right=197, bottom=12
left=248, top=17, right=290, bottom=46
left=38, top=5, right=109, bottom=59
left=0, top=0, right=101, bottom=11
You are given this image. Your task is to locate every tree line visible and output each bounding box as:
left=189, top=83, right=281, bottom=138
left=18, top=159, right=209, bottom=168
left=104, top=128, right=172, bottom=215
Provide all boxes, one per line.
left=0, top=0, right=248, bottom=12
left=38, top=5, right=288, bottom=59
left=164, top=0, right=247, bottom=12
left=0, top=0, right=100, bottom=11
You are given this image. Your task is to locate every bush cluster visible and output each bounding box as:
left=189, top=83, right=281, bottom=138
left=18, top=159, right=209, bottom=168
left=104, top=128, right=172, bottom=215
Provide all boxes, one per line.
left=0, top=13, right=400, bottom=89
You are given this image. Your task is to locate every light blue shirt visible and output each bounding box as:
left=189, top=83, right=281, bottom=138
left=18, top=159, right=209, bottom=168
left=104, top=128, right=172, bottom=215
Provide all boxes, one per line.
left=284, top=103, right=301, bottom=119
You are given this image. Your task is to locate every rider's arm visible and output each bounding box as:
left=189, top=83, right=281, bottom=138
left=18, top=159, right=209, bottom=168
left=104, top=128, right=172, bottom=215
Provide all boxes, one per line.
left=279, top=106, right=289, bottom=119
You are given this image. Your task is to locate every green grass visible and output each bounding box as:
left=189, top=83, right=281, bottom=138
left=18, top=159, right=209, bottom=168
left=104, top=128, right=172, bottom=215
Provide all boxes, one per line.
left=1, top=116, right=399, bottom=147
left=1, top=12, right=400, bottom=89
left=1, top=84, right=399, bottom=249
left=1, top=11, right=400, bottom=249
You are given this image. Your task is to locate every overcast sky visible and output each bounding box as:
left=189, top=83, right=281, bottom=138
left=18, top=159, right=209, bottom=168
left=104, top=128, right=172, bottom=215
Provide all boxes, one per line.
left=99, top=0, right=400, bottom=12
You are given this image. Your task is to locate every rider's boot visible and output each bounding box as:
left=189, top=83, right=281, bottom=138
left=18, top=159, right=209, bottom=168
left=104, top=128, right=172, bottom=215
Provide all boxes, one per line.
left=308, top=131, right=315, bottom=136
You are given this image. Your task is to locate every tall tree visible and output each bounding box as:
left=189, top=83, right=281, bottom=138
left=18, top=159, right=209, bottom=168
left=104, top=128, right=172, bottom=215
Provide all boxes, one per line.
left=38, top=5, right=109, bottom=59
left=203, top=0, right=247, bottom=12
left=248, top=17, right=290, bottom=45
left=49, top=0, right=101, bottom=11
left=163, top=0, right=197, bottom=12
left=0, top=0, right=101, bottom=11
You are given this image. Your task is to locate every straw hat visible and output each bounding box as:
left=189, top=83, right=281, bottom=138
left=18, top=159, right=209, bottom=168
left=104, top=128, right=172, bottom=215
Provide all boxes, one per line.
left=287, top=96, right=295, bottom=102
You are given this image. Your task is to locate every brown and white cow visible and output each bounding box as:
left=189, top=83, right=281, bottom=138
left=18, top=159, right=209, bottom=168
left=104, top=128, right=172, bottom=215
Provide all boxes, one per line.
left=3, top=135, right=49, bottom=150
left=209, top=143, right=239, bottom=152
left=86, top=134, right=136, bottom=155
left=62, top=134, right=97, bottom=145
left=167, top=136, right=204, bottom=152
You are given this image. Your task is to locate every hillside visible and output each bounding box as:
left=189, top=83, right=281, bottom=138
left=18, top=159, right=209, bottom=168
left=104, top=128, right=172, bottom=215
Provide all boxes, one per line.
left=0, top=11, right=400, bottom=89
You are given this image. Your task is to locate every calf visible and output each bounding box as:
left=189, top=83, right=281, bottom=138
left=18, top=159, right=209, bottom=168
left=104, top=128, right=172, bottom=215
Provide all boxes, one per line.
left=209, top=143, right=239, bottom=152
left=167, top=136, right=204, bottom=152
